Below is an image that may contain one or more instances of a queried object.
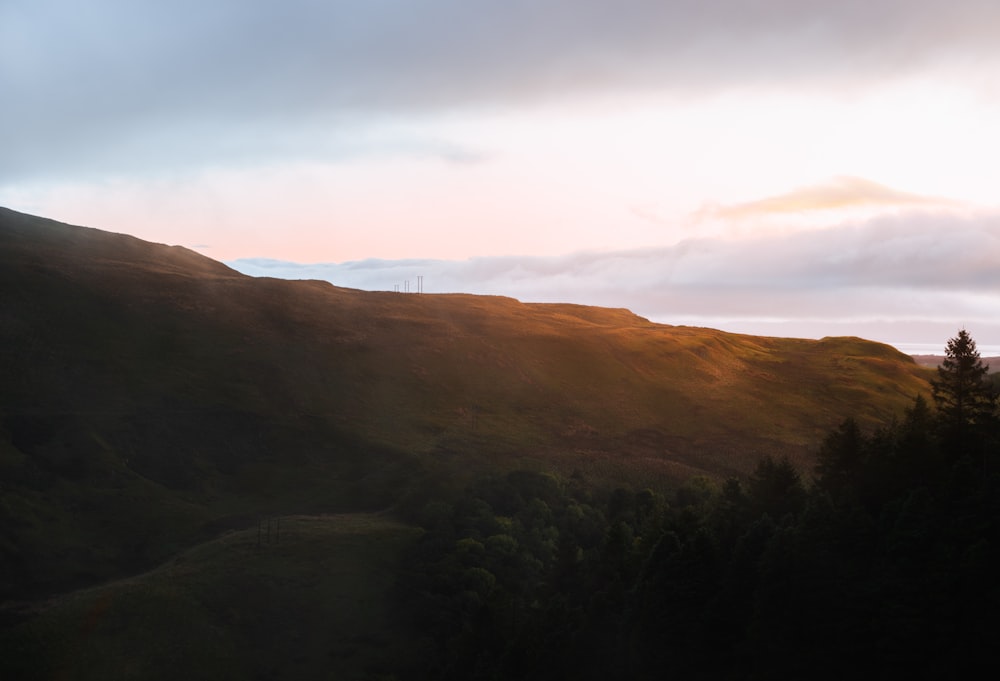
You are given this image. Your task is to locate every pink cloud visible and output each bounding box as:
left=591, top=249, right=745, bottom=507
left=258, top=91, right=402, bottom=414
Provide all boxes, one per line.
left=699, top=176, right=956, bottom=221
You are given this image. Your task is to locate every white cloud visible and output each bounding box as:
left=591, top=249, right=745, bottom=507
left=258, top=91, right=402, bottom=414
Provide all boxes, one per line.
left=229, top=208, right=1000, bottom=348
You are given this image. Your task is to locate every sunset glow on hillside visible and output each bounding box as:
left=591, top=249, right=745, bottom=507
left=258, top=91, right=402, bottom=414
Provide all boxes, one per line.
left=3, top=1, right=999, bottom=349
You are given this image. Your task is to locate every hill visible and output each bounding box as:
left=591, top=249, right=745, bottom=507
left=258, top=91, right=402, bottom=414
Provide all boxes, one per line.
left=0, top=513, right=424, bottom=680
left=911, top=354, right=1000, bottom=371
left=0, top=206, right=932, bottom=601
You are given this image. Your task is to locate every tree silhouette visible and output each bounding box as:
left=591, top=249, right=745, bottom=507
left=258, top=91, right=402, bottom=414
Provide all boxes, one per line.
left=748, top=455, right=806, bottom=519
left=931, top=329, right=997, bottom=456
left=814, top=417, right=865, bottom=497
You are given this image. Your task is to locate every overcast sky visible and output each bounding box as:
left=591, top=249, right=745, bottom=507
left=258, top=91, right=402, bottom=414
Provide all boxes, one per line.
left=3, top=1, right=999, bottom=352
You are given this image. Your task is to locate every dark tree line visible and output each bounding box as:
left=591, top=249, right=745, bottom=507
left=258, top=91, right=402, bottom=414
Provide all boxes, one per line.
left=394, top=330, right=1000, bottom=680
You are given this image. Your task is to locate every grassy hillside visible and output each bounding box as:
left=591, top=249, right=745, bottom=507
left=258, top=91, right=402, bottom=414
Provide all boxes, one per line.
left=0, top=206, right=933, bottom=604
left=0, top=513, right=424, bottom=681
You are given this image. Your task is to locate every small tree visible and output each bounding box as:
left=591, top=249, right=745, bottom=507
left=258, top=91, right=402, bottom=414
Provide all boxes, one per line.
left=748, top=455, right=806, bottom=519
left=814, top=417, right=865, bottom=497
left=931, top=329, right=997, bottom=457
left=932, top=330, right=994, bottom=426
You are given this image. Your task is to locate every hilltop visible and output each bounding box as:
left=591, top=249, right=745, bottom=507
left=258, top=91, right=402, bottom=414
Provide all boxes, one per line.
left=0, top=206, right=931, bottom=600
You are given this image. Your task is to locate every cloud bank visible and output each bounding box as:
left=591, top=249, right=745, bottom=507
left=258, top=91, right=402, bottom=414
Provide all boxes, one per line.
left=4, top=0, right=999, bottom=180
left=230, top=208, right=1000, bottom=351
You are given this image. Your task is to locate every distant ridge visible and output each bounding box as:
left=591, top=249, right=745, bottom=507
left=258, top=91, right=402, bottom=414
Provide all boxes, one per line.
left=911, top=353, right=1000, bottom=371
left=0, top=205, right=932, bottom=478
left=0, top=206, right=933, bottom=599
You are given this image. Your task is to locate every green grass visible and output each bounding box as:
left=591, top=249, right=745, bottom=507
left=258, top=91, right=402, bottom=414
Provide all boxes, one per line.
left=0, top=513, right=424, bottom=681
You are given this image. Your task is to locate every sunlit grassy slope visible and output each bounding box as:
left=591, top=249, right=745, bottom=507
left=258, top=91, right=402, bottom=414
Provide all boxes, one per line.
left=0, top=206, right=933, bottom=602
left=0, top=207, right=931, bottom=461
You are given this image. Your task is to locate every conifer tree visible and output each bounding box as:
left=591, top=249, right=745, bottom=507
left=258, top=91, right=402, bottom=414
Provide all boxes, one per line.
left=932, top=330, right=993, bottom=424
left=814, top=417, right=865, bottom=496
left=931, top=329, right=997, bottom=451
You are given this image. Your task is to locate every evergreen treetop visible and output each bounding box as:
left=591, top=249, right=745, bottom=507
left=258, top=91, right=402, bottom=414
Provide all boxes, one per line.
left=931, top=329, right=995, bottom=430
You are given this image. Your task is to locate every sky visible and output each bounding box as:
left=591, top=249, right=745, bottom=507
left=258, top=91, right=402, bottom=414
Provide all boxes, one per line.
left=3, top=1, right=1000, bottom=354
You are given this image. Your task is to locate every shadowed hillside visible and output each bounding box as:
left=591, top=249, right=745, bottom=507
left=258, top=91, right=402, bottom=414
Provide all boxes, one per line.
left=0, top=207, right=932, bottom=604
left=0, top=512, right=425, bottom=680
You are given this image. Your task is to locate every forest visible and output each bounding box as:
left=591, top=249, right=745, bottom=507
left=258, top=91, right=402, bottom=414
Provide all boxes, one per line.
left=394, top=330, right=1000, bottom=680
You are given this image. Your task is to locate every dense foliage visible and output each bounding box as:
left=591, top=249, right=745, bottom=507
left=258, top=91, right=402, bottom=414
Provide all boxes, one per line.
left=397, top=333, right=1000, bottom=680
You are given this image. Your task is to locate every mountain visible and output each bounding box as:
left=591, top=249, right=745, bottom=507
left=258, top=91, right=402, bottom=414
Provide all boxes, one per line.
left=0, top=206, right=931, bottom=599
left=911, top=354, right=1000, bottom=370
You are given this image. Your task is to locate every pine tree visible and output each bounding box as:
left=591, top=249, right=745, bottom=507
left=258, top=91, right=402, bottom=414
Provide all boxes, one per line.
left=931, top=329, right=997, bottom=454
left=932, top=330, right=994, bottom=425
left=748, top=455, right=806, bottom=519
left=814, top=417, right=865, bottom=496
